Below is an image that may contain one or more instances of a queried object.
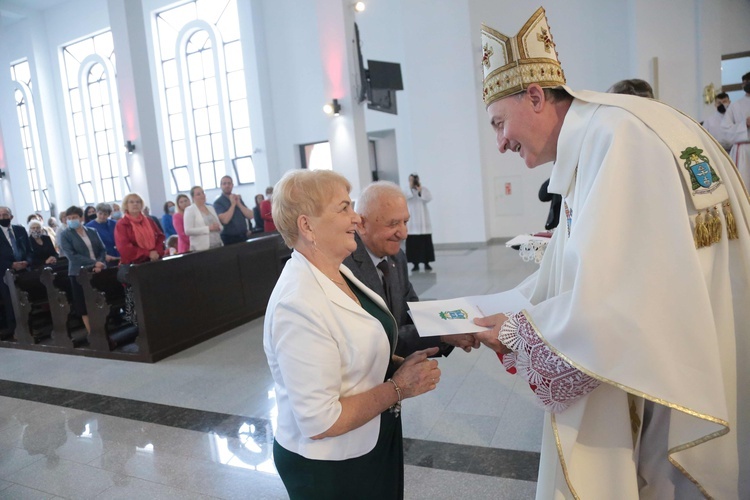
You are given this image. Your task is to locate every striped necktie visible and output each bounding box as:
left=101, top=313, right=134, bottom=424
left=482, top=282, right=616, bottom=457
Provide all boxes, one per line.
left=376, top=258, right=392, bottom=310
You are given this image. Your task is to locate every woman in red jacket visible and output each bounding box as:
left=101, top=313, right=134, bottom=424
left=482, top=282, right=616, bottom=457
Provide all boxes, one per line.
left=115, top=192, right=165, bottom=265
left=114, top=192, right=165, bottom=325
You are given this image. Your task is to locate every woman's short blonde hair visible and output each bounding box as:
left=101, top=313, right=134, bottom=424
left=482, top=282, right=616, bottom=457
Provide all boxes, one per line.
left=121, top=193, right=144, bottom=214
left=273, top=169, right=351, bottom=247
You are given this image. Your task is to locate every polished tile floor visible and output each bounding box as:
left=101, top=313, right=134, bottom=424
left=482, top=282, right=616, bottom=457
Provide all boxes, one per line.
left=0, top=242, right=542, bottom=499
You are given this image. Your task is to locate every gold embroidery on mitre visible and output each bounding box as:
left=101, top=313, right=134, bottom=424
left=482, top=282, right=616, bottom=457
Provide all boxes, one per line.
left=481, top=7, right=566, bottom=106
left=482, top=43, right=494, bottom=69
left=537, top=28, right=553, bottom=53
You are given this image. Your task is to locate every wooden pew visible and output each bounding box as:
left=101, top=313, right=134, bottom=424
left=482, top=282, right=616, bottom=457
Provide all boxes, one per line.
left=3, top=268, right=54, bottom=344
left=126, top=234, right=288, bottom=361
left=77, top=266, right=138, bottom=352
left=0, top=234, right=289, bottom=362
left=39, top=260, right=87, bottom=349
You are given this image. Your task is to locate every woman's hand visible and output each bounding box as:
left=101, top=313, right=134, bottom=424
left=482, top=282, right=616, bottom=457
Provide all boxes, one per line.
left=45, top=256, right=57, bottom=265
left=209, top=222, right=221, bottom=232
left=391, top=347, right=441, bottom=399
left=93, top=261, right=105, bottom=273
left=148, top=250, right=160, bottom=262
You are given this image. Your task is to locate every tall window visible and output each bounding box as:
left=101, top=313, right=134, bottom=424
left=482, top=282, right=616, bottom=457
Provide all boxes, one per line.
left=154, top=0, right=253, bottom=193
left=61, top=31, right=127, bottom=204
left=10, top=60, right=49, bottom=212
left=722, top=51, right=750, bottom=102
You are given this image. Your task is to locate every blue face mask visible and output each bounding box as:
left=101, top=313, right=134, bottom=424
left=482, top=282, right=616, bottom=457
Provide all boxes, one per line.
left=67, top=219, right=81, bottom=229
left=111, top=211, right=122, bottom=220
left=168, top=206, right=176, bottom=214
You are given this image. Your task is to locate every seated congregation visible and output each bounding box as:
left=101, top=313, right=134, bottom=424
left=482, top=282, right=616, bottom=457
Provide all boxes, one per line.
left=0, top=182, right=286, bottom=362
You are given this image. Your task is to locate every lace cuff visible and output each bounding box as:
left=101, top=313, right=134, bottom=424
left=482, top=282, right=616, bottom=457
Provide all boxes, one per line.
left=498, top=312, right=600, bottom=413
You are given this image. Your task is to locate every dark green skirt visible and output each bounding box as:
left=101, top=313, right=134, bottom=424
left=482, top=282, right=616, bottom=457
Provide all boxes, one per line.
left=273, top=410, right=403, bottom=500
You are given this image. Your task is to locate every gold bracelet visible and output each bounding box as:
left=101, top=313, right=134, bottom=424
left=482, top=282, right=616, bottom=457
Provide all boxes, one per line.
left=387, top=378, right=402, bottom=417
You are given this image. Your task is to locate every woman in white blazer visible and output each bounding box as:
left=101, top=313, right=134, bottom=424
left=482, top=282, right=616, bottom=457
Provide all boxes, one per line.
left=264, top=169, right=441, bottom=499
left=183, top=185, right=222, bottom=252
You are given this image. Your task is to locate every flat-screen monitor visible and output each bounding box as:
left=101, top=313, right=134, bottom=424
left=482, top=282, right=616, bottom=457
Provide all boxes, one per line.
left=367, top=60, right=403, bottom=90
left=367, top=88, right=398, bottom=115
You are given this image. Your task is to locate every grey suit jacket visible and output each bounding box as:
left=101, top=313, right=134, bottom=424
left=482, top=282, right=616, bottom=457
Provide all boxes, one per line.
left=343, top=234, right=452, bottom=357
left=60, top=227, right=107, bottom=276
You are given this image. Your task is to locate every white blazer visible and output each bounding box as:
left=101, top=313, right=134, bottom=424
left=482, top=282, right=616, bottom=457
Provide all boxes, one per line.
left=263, top=250, right=398, bottom=461
left=183, top=204, right=221, bottom=251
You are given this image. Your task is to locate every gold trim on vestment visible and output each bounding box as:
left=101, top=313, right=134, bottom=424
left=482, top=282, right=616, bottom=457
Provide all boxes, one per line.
left=522, top=311, right=728, bottom=499
left=550, top=413, right=581, bottom=500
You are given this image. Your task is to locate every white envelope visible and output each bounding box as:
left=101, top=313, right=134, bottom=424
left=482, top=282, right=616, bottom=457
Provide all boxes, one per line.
left=407, top=289, right=531, bottom=337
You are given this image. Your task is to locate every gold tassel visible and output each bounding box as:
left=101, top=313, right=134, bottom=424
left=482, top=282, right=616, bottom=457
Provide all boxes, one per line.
left=694, top=211, right=710, bottom=248
left=710, top=206, right=722, bottom=244
left=723, top=201, right=738, bottom=240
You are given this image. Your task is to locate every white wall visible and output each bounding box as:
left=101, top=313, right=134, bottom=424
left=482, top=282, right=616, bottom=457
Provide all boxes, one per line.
left=260, top=0, right=330, bottom=176
left=0, top=0, right=749, bottom=243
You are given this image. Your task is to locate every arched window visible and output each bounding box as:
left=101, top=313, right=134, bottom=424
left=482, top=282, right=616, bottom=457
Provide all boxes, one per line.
left=10, top=60, right=49, bottom=212
left=154, top=0, right=253, bottom=193
left=61, top=31, right=127, bottom=204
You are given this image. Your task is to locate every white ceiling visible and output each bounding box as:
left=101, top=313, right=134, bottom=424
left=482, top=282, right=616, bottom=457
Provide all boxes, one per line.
left=0, top=0, right=70, bottom=27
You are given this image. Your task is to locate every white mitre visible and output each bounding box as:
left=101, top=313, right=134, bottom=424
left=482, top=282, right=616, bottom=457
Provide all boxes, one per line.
left=481, top=7, right=566, bottom=107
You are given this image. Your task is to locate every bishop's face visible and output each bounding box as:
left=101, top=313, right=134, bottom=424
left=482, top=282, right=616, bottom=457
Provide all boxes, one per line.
left=486, top=87, right=559, bottom=168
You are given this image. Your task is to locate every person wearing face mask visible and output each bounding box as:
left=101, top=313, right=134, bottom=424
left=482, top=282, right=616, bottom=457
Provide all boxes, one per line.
left=60, top=206, right=106, bottom=334
left=702, top=92, right=732, bottom=152
left=0, top=206, right=31, bottom=336
left=722, top=71, right=750, bottom=187
left=110, top=203, right=123, bottom=221
left=84, top=206, right=97, bottom=224
left=28, top=220, right=58, bottom=268
left=160, top=201, right=177, bottom=238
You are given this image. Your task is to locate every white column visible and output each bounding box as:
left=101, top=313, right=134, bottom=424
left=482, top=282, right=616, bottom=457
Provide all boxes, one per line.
left=107, top=0, right=167, bottom=210
left=315, top=0, right=371, bottom=198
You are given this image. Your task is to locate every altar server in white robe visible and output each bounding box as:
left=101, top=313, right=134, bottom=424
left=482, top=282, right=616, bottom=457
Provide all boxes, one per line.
left=722, top=71, right=750, bottom=188
left=475, top=7, right=750, bottom=500
left=703, top=92, right=732, bottom=152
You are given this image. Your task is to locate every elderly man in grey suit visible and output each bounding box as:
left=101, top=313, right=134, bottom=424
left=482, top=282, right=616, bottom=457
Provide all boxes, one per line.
left=344, top=181, right=478, bottom=357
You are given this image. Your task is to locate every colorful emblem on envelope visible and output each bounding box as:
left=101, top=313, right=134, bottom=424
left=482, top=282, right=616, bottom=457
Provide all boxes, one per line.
left=439, top=309, right=469, bottom=320
left=681, top=147, right=720, bottom=193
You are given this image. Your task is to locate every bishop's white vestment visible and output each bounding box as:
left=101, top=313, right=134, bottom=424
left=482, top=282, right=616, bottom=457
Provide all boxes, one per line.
left=501, top=90, right=750, bottom=499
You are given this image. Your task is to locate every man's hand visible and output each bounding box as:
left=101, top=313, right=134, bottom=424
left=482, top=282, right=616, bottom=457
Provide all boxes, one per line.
left=93, top=261, right=106, bottom=273
left=148, top=250, right=160, bottom=262
left=473, top=313, right=511, bottom=354
left=45, top=256, right=57, bottom=265
left=105, top=254, right=118, bottom=262
left=11, top=261, right=28, bottom=271
left=440, top=333, right=480, bottom=352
